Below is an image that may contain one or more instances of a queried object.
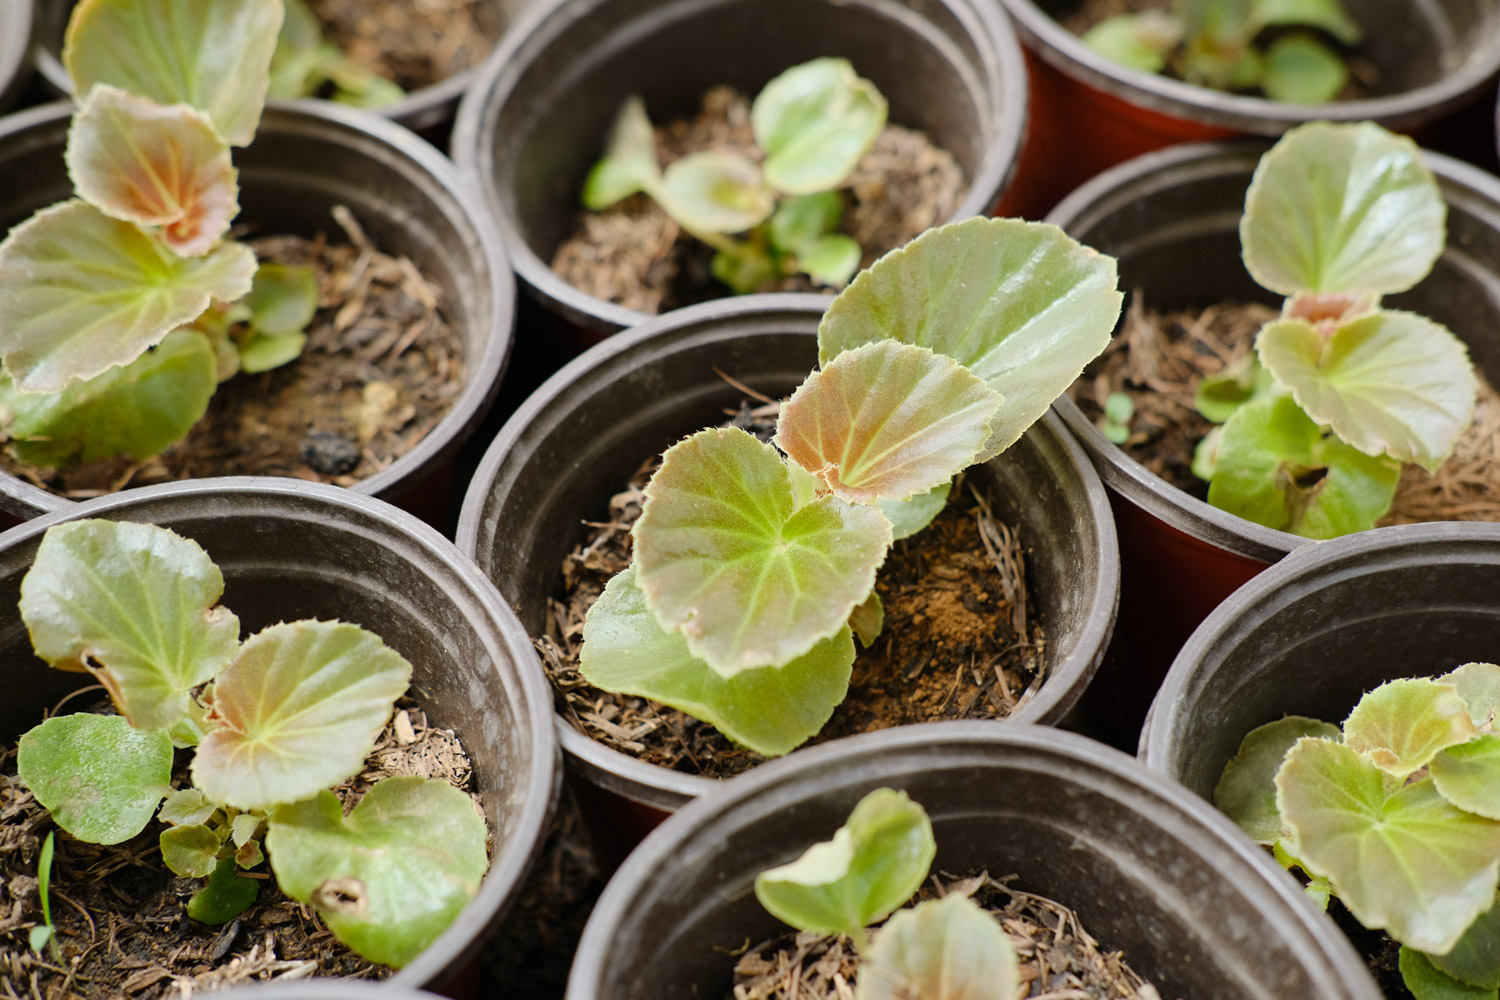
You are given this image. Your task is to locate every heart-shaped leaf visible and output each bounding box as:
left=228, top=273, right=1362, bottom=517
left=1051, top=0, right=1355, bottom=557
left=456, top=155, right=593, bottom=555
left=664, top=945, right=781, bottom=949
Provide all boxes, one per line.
left=1213, top=715, right=1342, bottom=844
left=18, top=713, right=173, bottom=845
left=0, top=200, right=256, bottom=392
left=1260, top=34, right=1348, bottom=105
left=266, top=777, right=487, bottom=967
left=159, top=788, right=217, bottom=827
left=850, top=589, right=884, bottom=649
left=66, top=85, right=238, bottom=256
left=752, top=58, right=886, bottom=196
left=1431, top=902, right=1500, bottom=991
left=65, top=0, right=283, bottom=146
left=1432, top=736, right=1500, bottom=820
left=755, top=788, right=935, bottom=942
left=193, top=620, right=412, bottom=811
left=775, top=341, right=1002, bottom=504
left=0, top=327, right=218, bottom=469
left=161, top=823, right=221, bottom=878
left=877, top=482, right=951, bottom=542
left=1257, top=312, right=1475, bottom=472
left=633, top=427, right=891, bottom=676
left=857, top=893, right=1019, bottom=1000
left=188, top=856, right=260, bottom=925
left=1344, top=678, right=1476, bottom=778
left=20, top=519, right=241, bottom=731
left=817, top=218, right=1121, bottom=461
left=1241, top=122, right=1445, bottom=296
left=1277, top=738, right=1500, bottom=953
left=1443, top=663, right=1500, bottom=728
left=579, top=567, right=853, bottom=757
left=657, top=152, right=774, bottom=234
left=1206, top=391, right=1401, bottom=539
left=1403, top=946, right=1500, bottom=1000
left=582, top=95, right=660, bottom=211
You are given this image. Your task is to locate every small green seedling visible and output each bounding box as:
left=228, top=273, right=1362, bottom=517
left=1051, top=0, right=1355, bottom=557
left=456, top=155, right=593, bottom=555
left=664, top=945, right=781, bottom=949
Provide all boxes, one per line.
left=1083, top=0, right=1362, bottom=104
left=577, top=216, right=1122, bottom=755
left=0, top=0, right=321, bottom=473
left=1185, top=121, right=1475, bottom=540
left=1216, top=664, right=1500, bottom=999
left=15, top=519, right=486, bottom=968
left=582, top=58, right=887, bottom=294
left=268, top=0, right=406, bottom=109
left=28, top=831, right=60, bottom=960
left=754, top=788, right=1019, bottom=1000
left=1100, top=391, right=1135, bottom=444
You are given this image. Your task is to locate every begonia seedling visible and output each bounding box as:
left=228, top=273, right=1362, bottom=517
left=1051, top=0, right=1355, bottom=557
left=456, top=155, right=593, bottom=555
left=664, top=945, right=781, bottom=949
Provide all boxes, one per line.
left=15, top=519, right=486, bottom=968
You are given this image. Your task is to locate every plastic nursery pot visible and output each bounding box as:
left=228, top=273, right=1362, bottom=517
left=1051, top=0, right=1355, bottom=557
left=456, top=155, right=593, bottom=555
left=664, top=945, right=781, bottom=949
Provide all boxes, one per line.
left=0, top=478, right=560, bottom=993
left=27, top=0, right=530, bottom=133
left=568, top=723, right=1379, bottom=1000
left=455, top=294, right=1119, bottom=863
left=992, top=0, right=1500, bottom=220
left=1042, top=139, right=1500, bottom=748
left=0, top=0, right=31, bottom=113
left=450, top=0, right=1028, bottom=338
left=221, top=986, right=442, bottom=1000
left=0, top=100, right=514, bottom=531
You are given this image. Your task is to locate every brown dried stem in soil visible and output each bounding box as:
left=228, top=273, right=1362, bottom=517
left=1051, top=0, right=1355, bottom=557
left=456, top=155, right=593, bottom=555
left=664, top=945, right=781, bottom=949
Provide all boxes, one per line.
left=0, top=698, right=479, bottom=1000
left=307, top=0, right=498, bottom=93
left=732, top=871, right=1173, bottom=1000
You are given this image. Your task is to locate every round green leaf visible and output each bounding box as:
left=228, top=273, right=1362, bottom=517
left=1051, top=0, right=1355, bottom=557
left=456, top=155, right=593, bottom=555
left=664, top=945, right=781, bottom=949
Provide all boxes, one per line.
left=1213, top=716, right=1341, bottom=844
left=1431, top=902, right=1500, bottom=991
left=1442, top=663, right=1500, bottom=728
left=1260, top=34, right=1348, bottom=105
left=242, top=263, right=317, bottom=337
left=657, top=152, right=774, bottom=234
left=582, top=95, right=660, bottom=211
left=1343, top=678, right=1476, bottom=778
left=755, top=788, right=936, bottom=941
left=752, top=58, right=887, bottom=196
left=633, top=427, right=892, bottom=676
left=1277, top=738, right=1500, bottom=953
left=818, top=218, right=1121, bottom=462
left=1081, top=13, right=1181, bottom=73
left=579, top=566, right=853, bottom=757
left=776, top=341, right=1002, bottom=504
left=768, top=192, right=844, bottom=254
left=1258, top=312, right=1475, bottom=472
left=1241, top=121, right=1445, bottom=296
left=20, top=519, right=241, bottom=731
left=18, top=714, right=173, bottom=845
left=266, top=777, right=487, bottom=968
left=237, top=331, right=307, bottom=374
left=1433, top=736, right=1500, bottom=820
left=798, top=235, right=862, bottom=289
left=188, top=856, right=260, bottom=925
left=65, top=0, right=283, bottom=147
left=193, top=620, right=413, bottom=811
left=161, top=823, right=221, bottom=878
left=877, top=482, right=951, bottom=542
left=159, top=788, right=217, bottom=827
left=1252, top=0, right=1362, bottom=44
left=0, top=200, right=256, bottom=393
left=1403, top=946, right=1500, bottom=1000
left=857, top=894, right=1019, bottom=1000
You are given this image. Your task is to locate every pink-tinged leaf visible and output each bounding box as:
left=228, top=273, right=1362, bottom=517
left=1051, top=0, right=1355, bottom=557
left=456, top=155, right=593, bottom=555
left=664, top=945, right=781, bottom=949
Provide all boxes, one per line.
left=192, top=620, right=412, bottom=811
left=67, top=85, right=238, bottom=256
left=633, top=427, right=892, bottom=677
left=0, top=200, right=255, bottom=392
left=776, top=341, right=1000, bottom=504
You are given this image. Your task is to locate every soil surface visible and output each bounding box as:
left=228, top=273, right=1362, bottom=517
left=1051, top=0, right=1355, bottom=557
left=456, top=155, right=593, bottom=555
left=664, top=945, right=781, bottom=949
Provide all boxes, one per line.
left=536, top=399, right=1047, bottom=780
left=0, top=208, right=466, bottom=501
left=0, top=697, right=479, bottom=999
left=308, top=0, right=499, bottom=93
left=1070, top=294, right=1500, bottom=526
left=551, top=87, right=966, bottom=314
left=733, top=872, right=1173, bottom=1000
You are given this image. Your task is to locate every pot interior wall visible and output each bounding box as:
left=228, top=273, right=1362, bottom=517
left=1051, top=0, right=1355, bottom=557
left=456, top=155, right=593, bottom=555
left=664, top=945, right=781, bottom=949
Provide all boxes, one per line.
left=495, top=0, right=993, bottom=261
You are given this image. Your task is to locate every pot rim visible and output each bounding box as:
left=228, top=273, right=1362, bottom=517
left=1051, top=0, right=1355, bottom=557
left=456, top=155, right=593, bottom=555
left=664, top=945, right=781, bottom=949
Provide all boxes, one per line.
left=450, top=0, right=1030, bottom=332
left=997, top=0, right=1500, bottom=135
left=0, top=98, right=515, bottom=520
left=0, top=475, right=561, bottom=988
left=1046, top=138, right=1500, bottom=563
left=567, top=720, right=1379, bottom=999
left=457, top=292, right=1120, bottom=811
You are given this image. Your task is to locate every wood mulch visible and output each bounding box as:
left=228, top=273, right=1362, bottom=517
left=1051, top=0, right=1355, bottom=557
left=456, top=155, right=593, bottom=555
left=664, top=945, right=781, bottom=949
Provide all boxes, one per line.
left=1071, top=294, right=1500, bottom=526
left=0, top=697, right=480, bottom=999
left=0, top=207, right=466, bottom=500
left=535, top=397, right=1047, bottom=779
left=732, top=871, right=1172, bottom=1000
left=550, top=86, right=966, bottom=314
left=307, top=0, right=498, bottom=94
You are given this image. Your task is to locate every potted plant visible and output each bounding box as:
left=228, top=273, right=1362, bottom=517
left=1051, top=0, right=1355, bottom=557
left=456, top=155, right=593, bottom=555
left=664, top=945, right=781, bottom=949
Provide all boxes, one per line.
left=1041, top=129, right=1500, bottom=745
left=566, top=722, right=1380, bottom=999
left=0, top=477, right=559, bottom=995
left=0, top=0, right=30, bottom=112
left=449, top=0, right=1029, bottom=337
left=1139, top=520, right=1500, bottom=997
left=990, top=0, right=1500, bottom=219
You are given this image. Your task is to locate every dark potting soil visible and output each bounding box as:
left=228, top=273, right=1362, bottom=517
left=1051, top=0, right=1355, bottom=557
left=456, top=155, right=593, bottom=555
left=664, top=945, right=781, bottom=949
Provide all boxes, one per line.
left=732, top=872, right=1173, bottom=1000
left=550, top=86, right=966, bottom=315
left=0, top=207, right=466, bottom=500
left=1069, top=294, right=1500, bottom=527
left=535, top=400, right=1047, bottom=780
left=1328, top=899, right=1409, bottom=1000
left=0, top=697, right=480, bottom=998
left=308, top=0, right=500, bottom=94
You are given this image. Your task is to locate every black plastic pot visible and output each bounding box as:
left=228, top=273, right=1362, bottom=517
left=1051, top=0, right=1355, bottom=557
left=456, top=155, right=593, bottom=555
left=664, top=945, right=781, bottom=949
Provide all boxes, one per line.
left=568, top=723, right=1379, bottom=1000
left=450, top=0, right=1029, bottom=335
left=0, top=478, right=560, bottom=991
left=456, top=294, right=1119, bottom=859
left=0, top=0, right=30, bottom=112
left=993, top=0, right=1500, bottom=218
left=1042, top=139, right=1500, bottom=747
left=0, top=101, right=515, bottom=530
left=222, top=986, right=439, bottom=1000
